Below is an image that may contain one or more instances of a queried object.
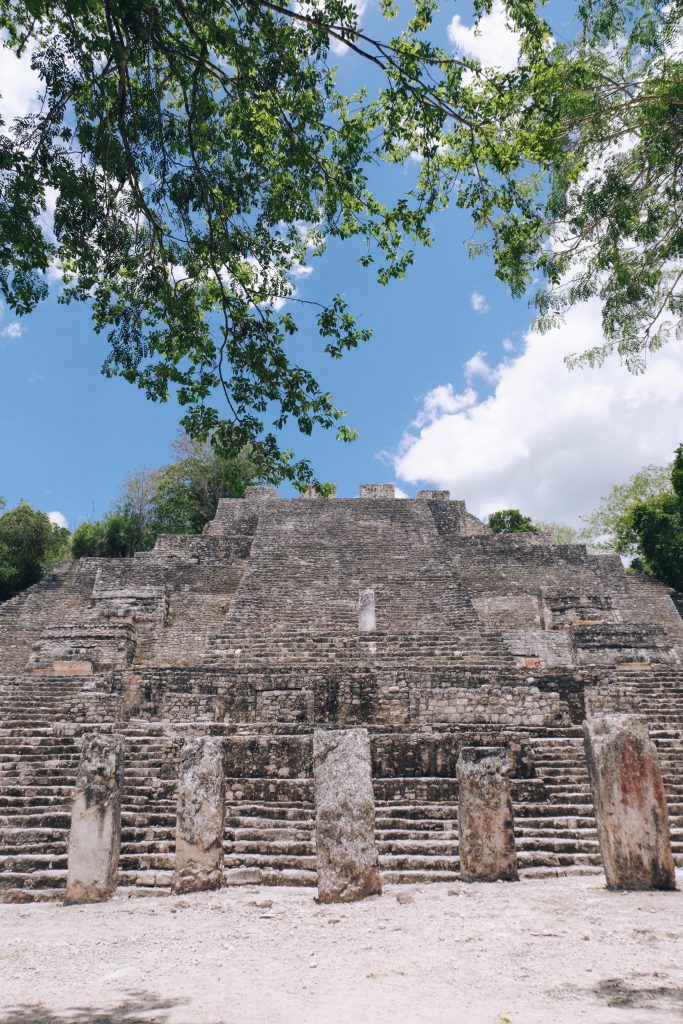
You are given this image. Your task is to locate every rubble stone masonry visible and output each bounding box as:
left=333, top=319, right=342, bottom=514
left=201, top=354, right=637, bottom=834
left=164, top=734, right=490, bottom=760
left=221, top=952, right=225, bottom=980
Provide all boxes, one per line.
left=0, top=488, right=682, bottom=899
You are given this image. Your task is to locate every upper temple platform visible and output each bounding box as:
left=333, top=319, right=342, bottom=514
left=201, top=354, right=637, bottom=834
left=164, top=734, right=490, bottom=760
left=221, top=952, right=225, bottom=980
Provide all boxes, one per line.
left=1, top=483, right=681, bottom=681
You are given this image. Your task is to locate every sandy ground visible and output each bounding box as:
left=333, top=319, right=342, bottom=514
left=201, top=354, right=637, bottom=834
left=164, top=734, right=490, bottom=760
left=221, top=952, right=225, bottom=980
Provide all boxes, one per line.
left=1, top=873, right=683, bottom=1024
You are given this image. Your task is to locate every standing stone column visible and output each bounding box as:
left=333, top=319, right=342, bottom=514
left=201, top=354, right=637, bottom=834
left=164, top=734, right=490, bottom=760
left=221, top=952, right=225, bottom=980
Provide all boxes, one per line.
left=313, top=728, right=382, bottom=902
left=584, top=714, right=675, bottom=890
left=457, top=747, right=518, bottom=882
left=65, top=733, right=124, bottom=905
left=358, top=589, right=376, bottom=633
left=172, top=736, right=226, bottom=894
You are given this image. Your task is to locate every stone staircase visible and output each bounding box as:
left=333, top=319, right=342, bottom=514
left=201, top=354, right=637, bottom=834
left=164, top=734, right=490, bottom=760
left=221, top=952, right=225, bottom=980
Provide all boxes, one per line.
left=203, top=630, right=516, bottom=669
left=0, top=675, right=116, bottom=902
left=3, top=495, right=683, bottom=900
left=224, top=781, right=317, bottom=887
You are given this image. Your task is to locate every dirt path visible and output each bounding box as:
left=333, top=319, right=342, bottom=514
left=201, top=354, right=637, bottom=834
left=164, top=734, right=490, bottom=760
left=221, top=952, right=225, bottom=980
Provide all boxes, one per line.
left=2, top=873, right=683, bottom=1024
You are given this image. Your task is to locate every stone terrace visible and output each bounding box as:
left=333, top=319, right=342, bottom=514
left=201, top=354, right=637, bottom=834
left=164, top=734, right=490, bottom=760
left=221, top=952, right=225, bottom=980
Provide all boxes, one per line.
left=1, top=485, right=682, bottom=900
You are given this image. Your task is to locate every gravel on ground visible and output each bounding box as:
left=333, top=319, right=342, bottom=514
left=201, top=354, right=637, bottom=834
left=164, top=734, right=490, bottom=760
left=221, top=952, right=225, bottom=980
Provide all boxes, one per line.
left=2, top=872, right=683, bottom=1024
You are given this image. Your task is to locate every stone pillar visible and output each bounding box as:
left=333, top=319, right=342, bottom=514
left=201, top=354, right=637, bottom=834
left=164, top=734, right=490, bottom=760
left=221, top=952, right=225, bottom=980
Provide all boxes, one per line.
left=313, top=728, right=382, bottom=902
left=65, top=733, right=124, bottom=905
left=173, top=736, right=226, bottom=894
left=583, top=714, right=675, bottom=891
left=358, top=588, right=376, bottom=633
left=457, top=747, right=518, bottom=882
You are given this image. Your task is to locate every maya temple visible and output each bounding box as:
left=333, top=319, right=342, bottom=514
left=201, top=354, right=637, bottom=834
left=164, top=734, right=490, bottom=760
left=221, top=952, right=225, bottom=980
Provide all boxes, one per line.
left=1, top=484, right=681, bottom=902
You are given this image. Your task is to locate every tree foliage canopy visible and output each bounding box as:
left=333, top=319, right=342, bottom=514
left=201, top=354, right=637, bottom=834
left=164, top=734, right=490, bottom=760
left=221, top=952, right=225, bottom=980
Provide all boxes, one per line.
left=487, top=508, right=539, bottom=534
left=0, top=500, right=70, bottom=600
left=631, top=445, right=683, bottom=590
left=579, top=461, right=672, bottom=556
left=533, top=520, right=580, bottom=545
left=0, top=0, right=681, bottom=481
left=71, top=437, right=256, bottom=557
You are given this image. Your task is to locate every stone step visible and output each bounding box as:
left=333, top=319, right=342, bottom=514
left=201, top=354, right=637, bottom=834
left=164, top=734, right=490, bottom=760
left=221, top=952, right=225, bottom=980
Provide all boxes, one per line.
left=518, top=865, right=602, bottom=879
left=0, top=887, right=66, bottom=904
left=229, top=839, right=315, bottom=856
left=224, top=853, right=317, bottom=870
left=0, top=853, right=67, bottom=870
left=223, top=867, right=316, bottom=887
left=377, top=839, right=457, bottom=855
left=380, top=870, right=458, bottom=884
left=0, top=869, right=67, bottom=891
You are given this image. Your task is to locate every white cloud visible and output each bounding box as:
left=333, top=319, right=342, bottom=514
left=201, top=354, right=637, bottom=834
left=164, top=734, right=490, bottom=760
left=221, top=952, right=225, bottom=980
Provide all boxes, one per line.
left=471, top=290, right=489, bottom=313
left=0, top=43, right=41, bottom=127
left=1, top=321, right=24, bottom=339
left=448, top=0, right=520, bottom=72
left=28, top=370, right=44, bottom=384
left=465, top=351, right=500, bottom=384
left=502, top=336, right=515, bottom=353
left=412, top=384, right=477, bottom=428
left=291, top=261, right=313, bottom=280
left=47, top=511, right=69, bottom=530
left=393, top=300, right=683, bottom=525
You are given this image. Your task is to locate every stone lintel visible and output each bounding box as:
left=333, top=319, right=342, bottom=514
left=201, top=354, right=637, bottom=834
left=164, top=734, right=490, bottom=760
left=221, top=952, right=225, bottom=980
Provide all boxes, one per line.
left=244, top=486, right=277, bottom=501
left=173, top=736, right=226, bottom=894
left=583, top=714, right=675, bottom=891
left=313, top=728, right=382, bottom=902
left=358, top=588, right=376, bottom=633
left=417, top=490, right=450, bottom=501
left=359, top=484, right=395, bottom=500
left=457, top=746, right=518, bottom=883
left=65, top=733, right=124, bottom=905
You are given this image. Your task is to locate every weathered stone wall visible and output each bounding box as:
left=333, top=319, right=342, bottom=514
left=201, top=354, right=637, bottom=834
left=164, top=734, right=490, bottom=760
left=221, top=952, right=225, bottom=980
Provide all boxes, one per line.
left=1, top=488, right=683, bottom=899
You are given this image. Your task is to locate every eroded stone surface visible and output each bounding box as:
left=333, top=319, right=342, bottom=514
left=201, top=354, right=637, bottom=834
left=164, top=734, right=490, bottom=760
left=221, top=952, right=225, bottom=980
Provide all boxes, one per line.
left=313, top=728, right=381, bottom=902
left=173, top=736, right=226, bottom=894
left=2, top=489, right=683, bottom=902
left=358, top=589, right=376, bottom=633
left=583, top=713, right=675, bottom=890
left=359, top=484, right=395, bottom=500
left=65, top=733, right=124, bottom=905
left=457, top=746, right=518, bottom=882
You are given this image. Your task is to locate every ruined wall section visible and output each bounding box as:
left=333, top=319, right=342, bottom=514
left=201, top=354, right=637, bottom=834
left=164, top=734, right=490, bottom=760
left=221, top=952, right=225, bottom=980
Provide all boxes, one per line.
left=451, top=536, right=683, bottom=673
left=0, top=512, right=257, bottom=676
left=0, top=560, right=102, bottom=672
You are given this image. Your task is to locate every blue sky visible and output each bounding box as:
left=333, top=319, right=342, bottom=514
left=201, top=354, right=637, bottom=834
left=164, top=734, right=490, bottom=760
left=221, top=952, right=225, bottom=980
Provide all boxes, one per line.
left=2, top=1, right=682, bottom=530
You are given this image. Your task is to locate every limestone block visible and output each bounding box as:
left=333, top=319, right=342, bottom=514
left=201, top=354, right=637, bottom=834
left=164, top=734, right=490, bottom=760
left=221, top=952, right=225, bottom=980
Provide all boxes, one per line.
left=313, top=728, right=382, bottom=902
left=359, top=484, right=395, bottom=500
left=173, top=736, right=226, bottom=894
left=66, top=733, right=124, bottom=905
left=583, top=714, right=675, bottom=890
left=244, top=486, right=277, bottom=501
left=358, top=588, right=376, bottom=633
left=457, top=747, right=518, bottom=882
left=417, top=490, right=450, bottom=501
